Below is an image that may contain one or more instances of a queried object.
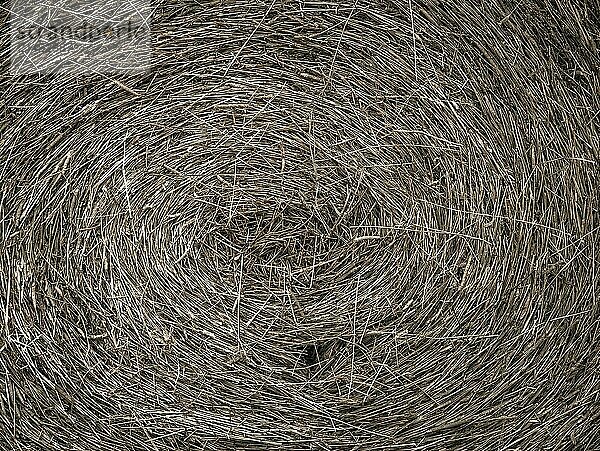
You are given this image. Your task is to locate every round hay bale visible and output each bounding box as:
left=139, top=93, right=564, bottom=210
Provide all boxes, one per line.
left=1, top=0, right=599, bottom=449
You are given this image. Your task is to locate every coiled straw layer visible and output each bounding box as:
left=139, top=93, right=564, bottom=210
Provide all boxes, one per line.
left=1, top=0, right=599, bottom=449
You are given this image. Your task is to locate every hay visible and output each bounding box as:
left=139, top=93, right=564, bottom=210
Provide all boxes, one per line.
left=1, top=0, right=599, bottom=449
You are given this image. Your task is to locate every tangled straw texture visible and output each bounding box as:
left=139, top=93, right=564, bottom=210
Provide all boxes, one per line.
left=1, top=0, right=600, bottom=449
